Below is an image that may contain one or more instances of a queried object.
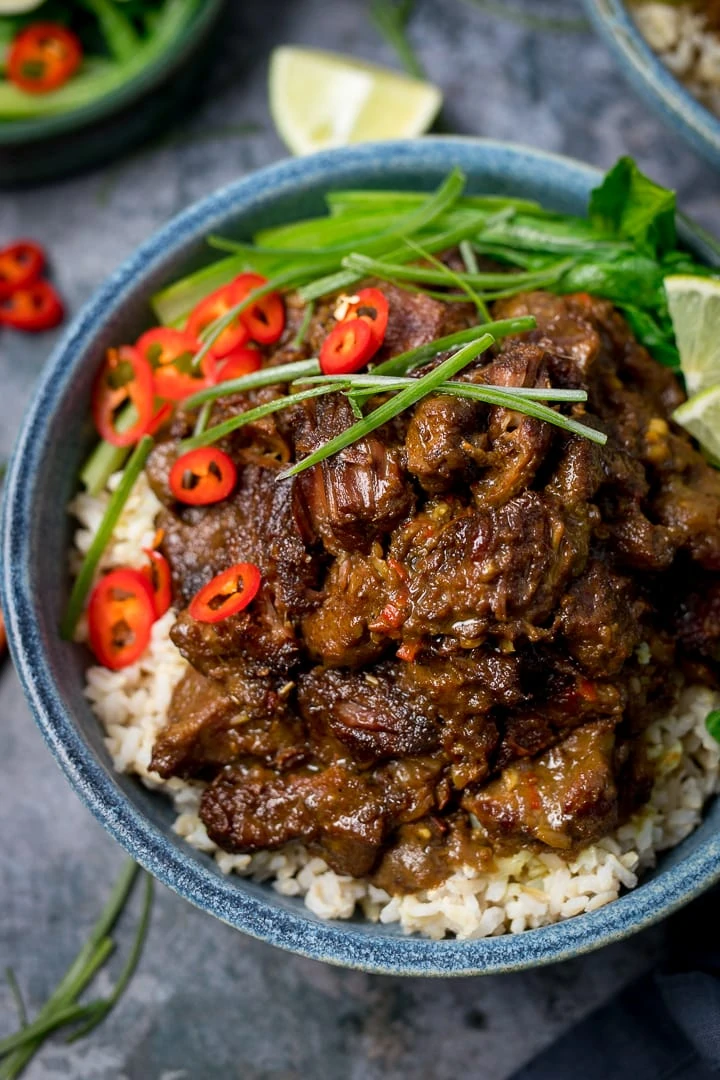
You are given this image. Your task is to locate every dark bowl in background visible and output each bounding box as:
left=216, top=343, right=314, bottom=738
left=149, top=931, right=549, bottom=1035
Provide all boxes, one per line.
left=0, top=0, right=225, bottom=187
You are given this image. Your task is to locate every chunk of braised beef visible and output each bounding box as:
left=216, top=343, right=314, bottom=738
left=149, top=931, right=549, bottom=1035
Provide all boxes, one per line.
left=397, top=492, right=594, bottom=644
left=159, top=464, right=319, bottom=615
left=297, top=663, right=440, bottom=761
left=300, top=551, right=391, bottom=668
left=558, top=561, right=646, bottom=675
left=371, top=814, right=492, bottom=894
left=151, top=667, right=305, bottom=779
left=405, top=394, right=488, bottom=494
left=651, top=437, right=720, bottom=571
left=493, top=677, right=625, bottom=773
left=377, top=283, right=476, bottom=358
left=493, top=291, right=604, bottom=384
left=671, top=575, right=720, bottom=665
left=546, top=436, right=604, bottom=505
left=464, top=721, right=622, bottom=850
left=289, top=393, right=414, bottom=555
left=399, top=649, right=523, bottom=715
left=200, top=762, right=392, bottom=876
left=171, top=585, right=300, bottom=686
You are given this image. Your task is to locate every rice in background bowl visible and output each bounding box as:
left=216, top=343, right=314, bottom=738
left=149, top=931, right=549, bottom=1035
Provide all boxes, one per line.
left=631, top=1, right=720, bottom=115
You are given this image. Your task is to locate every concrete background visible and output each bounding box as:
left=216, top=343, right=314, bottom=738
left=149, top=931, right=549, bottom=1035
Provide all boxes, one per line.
left=1, top=1, right=718, bottom=1077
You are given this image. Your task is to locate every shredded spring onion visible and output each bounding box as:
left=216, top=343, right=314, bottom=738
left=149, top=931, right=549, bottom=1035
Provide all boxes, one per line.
left=61, top=436, right=154, bottom=640
left=279, top=334, right=496, bottom=479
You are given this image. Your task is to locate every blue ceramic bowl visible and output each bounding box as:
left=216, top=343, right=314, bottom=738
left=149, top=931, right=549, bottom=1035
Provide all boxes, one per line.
left=3, top=139, right=720, bottom=976
left=583, top=0, right=720, bottom=169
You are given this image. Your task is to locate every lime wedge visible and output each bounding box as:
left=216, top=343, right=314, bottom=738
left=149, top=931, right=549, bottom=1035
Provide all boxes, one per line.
left=268, top=47, right=443, bottom=156
left=665, top=274, right=720, bottom=395
left=673, top=384, right=720, bottom=464
left=0, top=0, right=44, bottom=11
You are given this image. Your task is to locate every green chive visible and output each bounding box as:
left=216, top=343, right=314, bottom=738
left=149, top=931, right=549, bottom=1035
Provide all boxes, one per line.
left=402, top=236, right=490, bottom=320
left=439, top=383, right=607, bottom=444
left=292, top=301, right=315, bottom=349
left=180, top=385, right=346, bottom=452
left=372, top=315, right=536, bottom=376
left=341, top=251, right=572, bottom=290
left=67, top=874, right=154, bottom=1043
left=298, top=209, right=490, bottom=301
left=369, top=0, right=426, bottom=79
left=79, top=403, right=138, bottom=497
left=193, top=401, right=212, bottom=437
left=297, top=373, right=588, bottom=402
left=279, top=334, right=496, bottom=479
left=706, top=710, right=720, bottom=743
left=61, top=437, right=153, bottom=640
left=460, top=239, right=479, bottom=274
left=183, top=358, right=321, bottom=411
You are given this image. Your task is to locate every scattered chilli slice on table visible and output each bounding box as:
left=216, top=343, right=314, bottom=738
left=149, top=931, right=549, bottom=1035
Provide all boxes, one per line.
left=0, top=238, right=64, bottom=333
left=0, top=241, right=44, bottom=299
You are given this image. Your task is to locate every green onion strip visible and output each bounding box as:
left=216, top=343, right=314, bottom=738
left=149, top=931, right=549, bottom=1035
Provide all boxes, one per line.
left=279, top=334, right=496, bottom=479
left=61, top=436, right=154, bottom=639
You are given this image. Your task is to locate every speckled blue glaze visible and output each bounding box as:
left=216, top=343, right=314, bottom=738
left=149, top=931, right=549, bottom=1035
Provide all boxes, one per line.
left=584, top=0, right=720, bottom=170
left=2, top=139, right=720, bottom=976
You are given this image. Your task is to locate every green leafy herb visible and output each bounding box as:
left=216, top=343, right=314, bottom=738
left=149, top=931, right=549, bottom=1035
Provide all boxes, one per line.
left=61, top=435, right=154, bottom=640
left=706, top=710, right=720, bottom=744
left=617, top=304, right=680, bottom=371
left=589, top=156, right=677, bottom=256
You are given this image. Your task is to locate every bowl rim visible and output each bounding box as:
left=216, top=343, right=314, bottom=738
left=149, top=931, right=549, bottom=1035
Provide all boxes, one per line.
left=4, top=136, right=720, bottom=977
left=582, top=0, right=720, bottom=167
left=0, top=0, right=224, bottom=146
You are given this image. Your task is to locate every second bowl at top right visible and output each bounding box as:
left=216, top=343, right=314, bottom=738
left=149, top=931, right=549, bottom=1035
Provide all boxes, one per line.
left=583, top=0, right=720, bottom=169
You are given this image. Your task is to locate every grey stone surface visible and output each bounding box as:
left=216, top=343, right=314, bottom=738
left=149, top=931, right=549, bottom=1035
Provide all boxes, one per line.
left=1, top=1, right=718, bottom=1077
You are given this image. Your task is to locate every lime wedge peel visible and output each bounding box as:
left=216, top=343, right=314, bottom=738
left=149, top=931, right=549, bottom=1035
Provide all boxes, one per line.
left=665, top=274, right=720, bottom=396
left=673, top=384, right=720, bottom=466
left=269, top=46, right=443, bottom=156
